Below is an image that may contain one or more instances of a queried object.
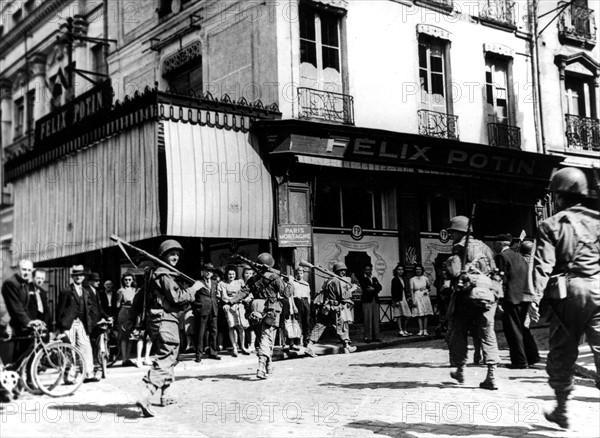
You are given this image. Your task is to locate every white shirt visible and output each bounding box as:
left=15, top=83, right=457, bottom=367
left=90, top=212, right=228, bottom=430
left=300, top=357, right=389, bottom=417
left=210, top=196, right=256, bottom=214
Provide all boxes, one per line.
left=292, top=280, right=311, bottom=301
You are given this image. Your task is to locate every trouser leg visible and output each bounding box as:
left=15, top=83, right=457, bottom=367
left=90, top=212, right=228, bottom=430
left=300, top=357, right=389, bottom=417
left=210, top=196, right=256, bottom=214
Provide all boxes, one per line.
left=68, top=319, right=94, bottom=377
left=520, top=303, right=540, bottom=364
left=448, top=311, right=470, bottom=367
left=503, top=302, right=527, bottom=366
left=144, top=320, right=179, bottom=391
left=363, top=302, right=373, bottom=340
left=479, top=303, right=499, bottom=365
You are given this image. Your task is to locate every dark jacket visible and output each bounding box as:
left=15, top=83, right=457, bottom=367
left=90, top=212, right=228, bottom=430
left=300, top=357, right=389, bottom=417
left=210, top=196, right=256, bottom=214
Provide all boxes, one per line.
left=391, top=276, right=405, bottom=302
left=56, top=284, right=97, bottom=334
left=358, top=275, right=382, bottom=303
left=1, top=274, right=31, bottom=331
left=193, top=279, right=219, bottom=316
left=27, top=285, right=51, bottom=327
left=495, top=248, right=530, bottom=305
left=98, top=289, right=118, bottom=320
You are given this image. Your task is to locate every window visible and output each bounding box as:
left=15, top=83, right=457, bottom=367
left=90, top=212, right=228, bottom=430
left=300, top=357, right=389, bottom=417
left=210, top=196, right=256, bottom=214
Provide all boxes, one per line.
left=92, top=44, right=107, bottom=77
left=419, top=36, right=448, bottom=113
left=14, top=98, right=24, bottom=139
left=26, top=90, right=35, bottom=134
left=314, top=182, right=397, bottom=230
left=485, top=56, right=511, bottom=124
left=158, top=0, right=193, bottom=17
left=565, top=74, right=593, bottom=117
left=420, top=196, right=464, bottom=233
left=299, top=5, right=342, bottom=93
left=12, top=8, right=22, bottom=26
left=167, top=63, right=202, bottom=94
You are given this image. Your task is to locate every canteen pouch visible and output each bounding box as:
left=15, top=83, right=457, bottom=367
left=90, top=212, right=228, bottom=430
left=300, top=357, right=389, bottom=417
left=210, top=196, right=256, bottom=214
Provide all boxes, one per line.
left=545, top=274, right=568, bottom=301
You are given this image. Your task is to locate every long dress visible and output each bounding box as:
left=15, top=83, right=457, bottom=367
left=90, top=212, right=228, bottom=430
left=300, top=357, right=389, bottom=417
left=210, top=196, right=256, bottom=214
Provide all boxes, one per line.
left=117, top=287, right=137, bottom=341
left=409, top=275, right=434, bottom=317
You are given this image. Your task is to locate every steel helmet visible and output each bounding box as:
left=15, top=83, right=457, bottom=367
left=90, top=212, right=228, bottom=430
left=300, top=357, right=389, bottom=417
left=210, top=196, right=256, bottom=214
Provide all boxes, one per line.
left=158, top=239, right=184, bottom=257
left=333, top=261, right=348, bottom=272
left=548, top=167, right=588, bottom=196
left=447, top=216, right=472, bottom=233
left=257, top=252, right=275, bottom=267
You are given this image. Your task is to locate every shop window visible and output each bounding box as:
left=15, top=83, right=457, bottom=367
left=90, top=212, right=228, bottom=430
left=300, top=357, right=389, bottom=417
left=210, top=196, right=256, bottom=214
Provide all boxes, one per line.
left=299, top=5, right=342, bottom=93
left=314, top=183, right=396, bottom=230
left=13, top=97, right=24, bottom=139
left=419, top=196, right=464, bottom=233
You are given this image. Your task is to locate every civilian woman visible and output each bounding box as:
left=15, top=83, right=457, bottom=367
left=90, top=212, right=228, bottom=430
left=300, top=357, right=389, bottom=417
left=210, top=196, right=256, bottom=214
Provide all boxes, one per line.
left=219, top=266, right=250, bottom=356
left=391, top=264, right=412, bottom=336
left=409, top=264, right=433, bottom=336
left=116, top=272, right=137, bottom=365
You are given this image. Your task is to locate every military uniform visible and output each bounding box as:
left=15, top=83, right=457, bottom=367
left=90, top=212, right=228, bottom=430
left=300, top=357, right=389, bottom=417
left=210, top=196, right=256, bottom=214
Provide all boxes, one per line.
left=306, top=263, right=359, bottom=356
left=248, top=268, right=286, bottom=379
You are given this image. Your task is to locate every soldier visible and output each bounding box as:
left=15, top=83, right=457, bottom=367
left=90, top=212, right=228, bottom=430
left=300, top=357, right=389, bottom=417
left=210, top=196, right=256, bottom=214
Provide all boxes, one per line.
left=532, top=167, right=600, bottom=429
left=445, top=216, right=500, bottom=390
left=305, top=262, right=359, bottom=357
left=136, top=239, right=201, bottom=417
left=246, top=253, right=287, bottom=380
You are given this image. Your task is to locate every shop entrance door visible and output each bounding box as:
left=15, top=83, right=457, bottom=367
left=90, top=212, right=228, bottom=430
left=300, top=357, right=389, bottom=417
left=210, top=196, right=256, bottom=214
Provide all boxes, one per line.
left=345, top=251, right=371, bottom=324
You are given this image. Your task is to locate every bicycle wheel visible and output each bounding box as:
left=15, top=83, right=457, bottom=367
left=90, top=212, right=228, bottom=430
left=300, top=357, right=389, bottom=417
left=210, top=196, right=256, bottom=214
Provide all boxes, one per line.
left=31, top=343, right=85, bottom=397
left=17, top=353, right=42, bottom=395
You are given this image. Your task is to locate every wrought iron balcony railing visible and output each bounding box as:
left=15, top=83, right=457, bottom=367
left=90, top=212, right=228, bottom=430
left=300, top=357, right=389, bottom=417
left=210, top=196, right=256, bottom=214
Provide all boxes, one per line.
left=559, top=3, right=597, bottom=46
left=415, top=0, right=454, bottom=11
left=297, top=87, right=355, bottom=125
left=418, top=109, right=459, bottom=140
left=480, top=0, right=515, bottom=26
left=488, top=122, right=521, bottom=149
left=565, top=114, right=600, bottom=151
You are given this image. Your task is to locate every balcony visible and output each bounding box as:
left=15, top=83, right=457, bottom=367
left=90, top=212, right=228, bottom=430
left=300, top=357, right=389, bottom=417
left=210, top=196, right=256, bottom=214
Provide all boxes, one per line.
left=414, top=0, right=454, bottom=13
left=297, top=87, right=354, bottom=125
left=558, top=2, right=597, bottom=48
left=479, top=0, right=516, bottom=28
left=418, top=109, right=459, bottom=140
left=488, top=123, right=521, bottom=149
left=565, top=114, right=600, bottom=151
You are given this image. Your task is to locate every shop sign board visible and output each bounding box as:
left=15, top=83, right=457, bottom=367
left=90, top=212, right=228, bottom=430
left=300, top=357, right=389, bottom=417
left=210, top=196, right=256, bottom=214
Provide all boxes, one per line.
left=278, top=224, right=312, bottom=247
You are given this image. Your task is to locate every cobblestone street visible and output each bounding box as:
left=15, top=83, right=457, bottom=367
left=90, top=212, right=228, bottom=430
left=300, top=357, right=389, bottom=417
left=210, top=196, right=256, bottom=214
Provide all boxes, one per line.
left=2, top=328, right=599, bottom=438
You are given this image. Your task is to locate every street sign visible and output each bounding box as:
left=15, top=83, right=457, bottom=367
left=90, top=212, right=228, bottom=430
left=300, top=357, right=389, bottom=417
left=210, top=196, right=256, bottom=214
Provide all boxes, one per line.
left=278, top=224, right=312, bottom=247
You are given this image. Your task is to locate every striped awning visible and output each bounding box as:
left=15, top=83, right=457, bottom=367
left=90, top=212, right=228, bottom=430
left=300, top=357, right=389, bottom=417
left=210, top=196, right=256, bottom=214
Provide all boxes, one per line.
left=11, top=121, right=160, bottom=263
left=162, top=120, right=273, bottom=240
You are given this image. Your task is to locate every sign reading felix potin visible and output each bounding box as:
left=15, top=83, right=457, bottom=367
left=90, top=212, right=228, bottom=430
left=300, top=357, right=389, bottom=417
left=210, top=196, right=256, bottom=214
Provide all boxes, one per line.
left=278, top=225, right=313, bottom=247
left=35, top=80, right=113, bottom=147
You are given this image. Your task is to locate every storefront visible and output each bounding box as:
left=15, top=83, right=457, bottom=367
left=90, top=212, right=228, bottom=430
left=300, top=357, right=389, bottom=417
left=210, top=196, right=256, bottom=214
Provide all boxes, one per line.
left=253, top=119, right=564, bottom=321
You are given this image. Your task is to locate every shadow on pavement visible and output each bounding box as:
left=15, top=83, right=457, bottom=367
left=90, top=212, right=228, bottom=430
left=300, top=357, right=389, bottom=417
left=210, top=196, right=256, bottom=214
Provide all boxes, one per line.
left=349, top=361, right=447, bottom=369
left=321, top=380, right=461, bottom=390
left=176, top=373, right=256, bottom=383
left=345, top=419, right=557, bottom=437
left=49, top=402, right=139, bottom=419
left=572, top=395, right=600, bottom=403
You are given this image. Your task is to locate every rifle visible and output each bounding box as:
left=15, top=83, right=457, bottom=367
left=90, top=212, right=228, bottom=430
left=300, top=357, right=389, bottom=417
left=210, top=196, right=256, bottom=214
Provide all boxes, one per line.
left=458, top=204, right=477, bottom=289
left=299, top=259, right=353, bottom=286
left=230, top=254, right=282, bottom=278
left=110, top=235, right=195, bottom=284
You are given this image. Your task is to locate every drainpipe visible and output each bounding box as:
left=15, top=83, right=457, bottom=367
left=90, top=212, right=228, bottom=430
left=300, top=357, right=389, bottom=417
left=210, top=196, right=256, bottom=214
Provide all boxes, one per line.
left=529, top=0, right=546, bottom=155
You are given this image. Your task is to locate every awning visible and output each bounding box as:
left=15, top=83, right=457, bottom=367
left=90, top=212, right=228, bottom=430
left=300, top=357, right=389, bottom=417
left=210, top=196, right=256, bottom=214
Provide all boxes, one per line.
left=12, top=121, right=160, bottom=263
left=162, top=121, right=273, bottom=239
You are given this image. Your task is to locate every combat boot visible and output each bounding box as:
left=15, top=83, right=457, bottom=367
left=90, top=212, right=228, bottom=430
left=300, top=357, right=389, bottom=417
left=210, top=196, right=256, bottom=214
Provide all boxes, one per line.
left=544, top=391, right=570, bottom=429
left=256, top=356, right=267, bottom=380
left=450, top=366, right=465, bottom=384
left=479, top=364, right=499, bottom=390
left=160, top=385, right=177, bottom=406
left=136, top=383, right=157, bottom=417
left=266, top=358, right=274, bottom=375
left=343, top=341, right=357, bottom=354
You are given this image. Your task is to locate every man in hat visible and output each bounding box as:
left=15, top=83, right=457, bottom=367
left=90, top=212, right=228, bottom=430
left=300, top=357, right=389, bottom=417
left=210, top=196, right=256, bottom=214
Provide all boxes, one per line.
left=1, top=260, right=43, bottom=362
left=192, top=263, right=221, bottom=362
left=445, top=216, right=500, bottom=390
left=305, top=261, right=360, bottom=357
left=532, top=167, right=599, bottom=429
left=86, top=272, right=113, bottom=376
left=136, top=239, right=201, bottom=417
left=27, top=269, right=50, bottom=327
left=493, top=234, right=540, bottom=369
left=55, top=265, right=98, bottom=382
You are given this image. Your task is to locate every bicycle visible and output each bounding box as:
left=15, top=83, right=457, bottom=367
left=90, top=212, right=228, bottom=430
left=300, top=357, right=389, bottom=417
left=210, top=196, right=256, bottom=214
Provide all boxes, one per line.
left=0, top=322, right=86, bottom=398
left=95, top=318, right=118, bottom=378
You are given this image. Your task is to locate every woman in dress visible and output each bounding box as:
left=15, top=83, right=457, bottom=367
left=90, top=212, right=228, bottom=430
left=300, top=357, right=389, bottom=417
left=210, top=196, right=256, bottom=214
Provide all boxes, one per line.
left=116, top=272, right=137, bottom=365
left=391, top=264, right=412, bottom=336
left=219, top=266, right=250, bottom=356
left=408, top=264, right=433, bottom=336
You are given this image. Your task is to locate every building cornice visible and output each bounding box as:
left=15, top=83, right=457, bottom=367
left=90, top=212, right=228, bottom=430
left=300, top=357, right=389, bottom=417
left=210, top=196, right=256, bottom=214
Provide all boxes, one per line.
left=0, top=0, right=68, bottom=55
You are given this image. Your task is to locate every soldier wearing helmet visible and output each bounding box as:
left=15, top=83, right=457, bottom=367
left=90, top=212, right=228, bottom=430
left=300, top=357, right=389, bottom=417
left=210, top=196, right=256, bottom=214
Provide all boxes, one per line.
left=532, top=167, right=599, bottom=429
left=136, top=239, right=202, bottom=417
left=444, top=215, right=500, bottom=390
left=245, top=252, right=288, bottom=379
left=305, top=261, right=360, bottom=357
